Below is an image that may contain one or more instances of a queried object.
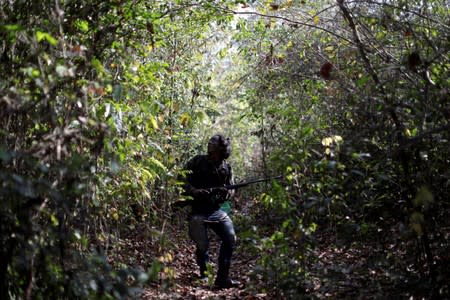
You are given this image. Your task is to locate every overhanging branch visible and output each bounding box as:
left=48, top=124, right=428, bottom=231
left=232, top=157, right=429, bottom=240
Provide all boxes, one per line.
left=216, top=6, right=356, bottom=45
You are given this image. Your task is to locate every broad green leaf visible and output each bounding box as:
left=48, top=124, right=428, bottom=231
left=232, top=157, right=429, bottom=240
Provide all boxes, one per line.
left=149, top=115, right=159, bottom=130
left=179, top=113, right=192, bottom=127
left=74, top=19, right=89, bottom=32
left=91, top=58, right=104, bottom=74
left=50, top=214, right=59, bottom=226
left=148, top=157, right=167, bottom=171
left=2, top=24, right=23, bottom=31
left=36, top=30, right=58, bottom=45
left=113, top=84, right=122, bottom=101
left=141, top=168, right=154, bottom=180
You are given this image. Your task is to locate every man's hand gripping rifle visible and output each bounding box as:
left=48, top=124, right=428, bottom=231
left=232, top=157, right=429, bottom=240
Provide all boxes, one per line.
left=173, top=175, right=283, bottom=209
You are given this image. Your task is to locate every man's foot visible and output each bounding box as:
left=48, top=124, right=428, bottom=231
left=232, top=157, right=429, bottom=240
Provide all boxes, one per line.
left=214, top=278, right=241, bottom=289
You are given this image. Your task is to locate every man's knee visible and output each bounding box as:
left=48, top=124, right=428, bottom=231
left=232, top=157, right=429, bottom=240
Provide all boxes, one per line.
left=222, top=230, right=236, bottom=250
left=196, top=239, right=209, bottom=253
left=225, top=223, right=236, bottom=246
left=189, top=215, right=208, bottom=246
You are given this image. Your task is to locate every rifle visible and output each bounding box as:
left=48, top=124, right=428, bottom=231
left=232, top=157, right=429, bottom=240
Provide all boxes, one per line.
left=206, top=175, right=283, bottom=193
left=172, top=175, right=283, bottom=208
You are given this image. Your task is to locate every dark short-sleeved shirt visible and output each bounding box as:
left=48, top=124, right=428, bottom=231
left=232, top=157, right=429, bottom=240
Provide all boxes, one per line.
left=183, top=155, right=232, bottom=215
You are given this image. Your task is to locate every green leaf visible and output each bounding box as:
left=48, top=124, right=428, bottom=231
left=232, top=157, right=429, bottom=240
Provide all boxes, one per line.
left=148, top=157, right=167, bottom=172
left=74, top=19, right=90, bottom=32
left=324, top=45, right=334, bottom=52
left=149, top=260, right=162, bottom=281
left=218, top=48, right=228, bottom=59
left=301, top=126, right=313, bottom=137
left=413, top=186, right=434, bottom=209
left=141, top=168, right=155, bottom=180
left=36, top=30, right=58, bottom=46
left=179, top=113, right=192, bottom=127
left=313, top=15, right=319, bottom=25
left=50, top=214, right=59, bottom=226
left=91, top=58, right=104, bottom=74
left=35, top=31, right=45, bottom=41
left=1, top=24, right=23, bottom=31
left=356, top=75, right=370, bottom=87
left=112, top=84, right=122, bottom=101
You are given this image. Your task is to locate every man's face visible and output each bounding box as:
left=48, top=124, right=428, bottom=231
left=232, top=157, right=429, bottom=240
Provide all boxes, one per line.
left=208, top=144, right=224, bottom=160
left=208, top=136, right=231, bottom=160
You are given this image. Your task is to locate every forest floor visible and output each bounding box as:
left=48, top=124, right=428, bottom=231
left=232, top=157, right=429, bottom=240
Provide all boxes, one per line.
left=113, top=214, right=449, bottom=299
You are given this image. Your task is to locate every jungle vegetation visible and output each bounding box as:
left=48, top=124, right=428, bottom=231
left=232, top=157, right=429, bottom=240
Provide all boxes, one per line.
left=1, top=0, right=449, bottom=299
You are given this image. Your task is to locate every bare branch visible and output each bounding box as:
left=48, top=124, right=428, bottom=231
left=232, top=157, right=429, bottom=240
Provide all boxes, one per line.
left=337, top=0, right=405, bottom=132
left=215, top=6, right=356, bottom=45
left=398, top=123, right=450, bottom=150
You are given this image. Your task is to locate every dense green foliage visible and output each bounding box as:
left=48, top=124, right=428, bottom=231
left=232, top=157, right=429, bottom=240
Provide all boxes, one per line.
left=231, top=1, right=449, bottom=297
left=1, top=0, right=448, bottom=299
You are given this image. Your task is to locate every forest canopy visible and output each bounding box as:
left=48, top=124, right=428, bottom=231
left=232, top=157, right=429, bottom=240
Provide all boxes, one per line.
left=1, top=0, right=449, bottom=299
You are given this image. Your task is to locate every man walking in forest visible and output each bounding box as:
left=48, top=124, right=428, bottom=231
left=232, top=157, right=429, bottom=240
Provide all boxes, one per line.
left=181, top=134, right=240, bottom=288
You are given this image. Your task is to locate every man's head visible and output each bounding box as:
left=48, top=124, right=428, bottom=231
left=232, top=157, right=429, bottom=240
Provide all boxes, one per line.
left=207, top=134, right=231, bottom=161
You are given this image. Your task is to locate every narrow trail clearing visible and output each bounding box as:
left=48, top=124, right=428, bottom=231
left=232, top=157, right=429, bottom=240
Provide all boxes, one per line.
left=123, top=221, right=448, bottom=299
left=139, top=226, right=266, bottom=300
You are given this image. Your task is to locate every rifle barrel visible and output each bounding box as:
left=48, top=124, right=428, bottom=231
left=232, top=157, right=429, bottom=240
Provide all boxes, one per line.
left=224, top=175, right=283, bottom=190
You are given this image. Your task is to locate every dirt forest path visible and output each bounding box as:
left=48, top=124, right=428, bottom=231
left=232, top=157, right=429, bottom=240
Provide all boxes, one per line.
left=140, top=224, right=268, bottom=300
left=136, top=221, right=389, bottom=300
left=137, top=227, right=361, bottom=300
left=131, top=195, right=447, bottom=300
left=134, top=219, right=442, bottom=300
